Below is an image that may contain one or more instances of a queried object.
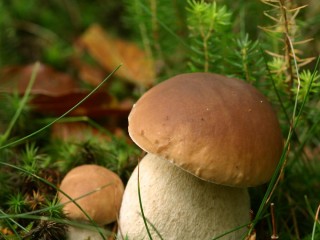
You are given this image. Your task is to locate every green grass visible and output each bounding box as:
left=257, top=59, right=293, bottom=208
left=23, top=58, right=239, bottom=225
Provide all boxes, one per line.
left=0, top=0, right=320, bottom=239
left=0, top=64, right=138, bottom=239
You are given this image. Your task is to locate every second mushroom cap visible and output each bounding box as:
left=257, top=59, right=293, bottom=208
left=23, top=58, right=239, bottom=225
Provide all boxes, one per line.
left=58, top=164, right=124, bottom=225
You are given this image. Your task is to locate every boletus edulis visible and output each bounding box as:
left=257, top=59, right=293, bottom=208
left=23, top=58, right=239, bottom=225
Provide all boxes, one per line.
left=118, top=73, right=283, bottom=239
left=59, top=164, right=124, bottom=240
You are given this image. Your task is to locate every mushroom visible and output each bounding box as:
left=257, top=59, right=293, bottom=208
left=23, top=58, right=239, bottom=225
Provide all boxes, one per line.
left=118, top=73, right=283, bottom=239
left=58, top=164, right=124, bottom=240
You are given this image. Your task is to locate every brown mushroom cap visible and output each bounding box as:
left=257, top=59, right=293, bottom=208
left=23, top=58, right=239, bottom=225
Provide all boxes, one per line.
left=58, top=164, right=124, bottom=225
left=128, top=73, right=283, bottom=187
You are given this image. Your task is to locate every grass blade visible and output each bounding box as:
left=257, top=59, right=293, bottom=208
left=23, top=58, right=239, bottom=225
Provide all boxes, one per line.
left=1, top=62, right=40, bottom=145
left=137, top=158, right=153, bottom=240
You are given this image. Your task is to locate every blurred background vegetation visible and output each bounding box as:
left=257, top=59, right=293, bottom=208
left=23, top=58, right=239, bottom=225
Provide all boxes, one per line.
left=0, top=0, right=320, bottom=239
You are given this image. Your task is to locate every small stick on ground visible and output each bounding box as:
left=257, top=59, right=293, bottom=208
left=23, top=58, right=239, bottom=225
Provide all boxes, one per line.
left=246, top=210, right=256, bottom=240
left=271, top=203, right=279, bottom=239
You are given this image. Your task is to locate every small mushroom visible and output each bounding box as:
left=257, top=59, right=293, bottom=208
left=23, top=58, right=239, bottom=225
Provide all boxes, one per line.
left=59, top=164, right=124, bottom=240
left=118, top=73, right=283, bottom=239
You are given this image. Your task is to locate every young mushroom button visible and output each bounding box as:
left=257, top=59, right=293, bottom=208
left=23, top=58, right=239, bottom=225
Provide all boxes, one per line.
left=119, top=73, right=283, bottom=239
left=58, top=164, right=124, bottom=240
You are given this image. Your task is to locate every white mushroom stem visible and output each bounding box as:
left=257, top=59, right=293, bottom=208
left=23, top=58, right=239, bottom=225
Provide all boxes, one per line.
left=119, top=153, right=251, bottom=240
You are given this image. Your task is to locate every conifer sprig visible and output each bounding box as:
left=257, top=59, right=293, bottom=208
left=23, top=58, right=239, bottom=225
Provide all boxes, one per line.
left=226, top=34, right=264, bottom=83
left=187, top=0, right=231, bottom=72
left=260, top=0, right=315, bottom=93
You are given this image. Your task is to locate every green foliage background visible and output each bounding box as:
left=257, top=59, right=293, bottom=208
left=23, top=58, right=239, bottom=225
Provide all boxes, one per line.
left=0, top=0, right=320, bottom=239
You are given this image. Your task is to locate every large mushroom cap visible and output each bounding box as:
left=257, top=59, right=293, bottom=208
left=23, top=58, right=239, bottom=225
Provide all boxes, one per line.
left=58, top=164, right=124, bottom=225
left=128, top=73, right=283, bottom=187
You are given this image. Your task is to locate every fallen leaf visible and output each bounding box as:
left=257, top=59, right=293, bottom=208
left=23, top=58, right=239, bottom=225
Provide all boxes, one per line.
left=0, top=63, right=79, bottom=96
left=30, top=90, right=134, bottom=118
left=72, top=57, right=107, bottom=87
left=78, top=24, right=155, bottom=87
left=0, top=63, right=132, bottom=118
left=51, top=122, right=111, bottom=143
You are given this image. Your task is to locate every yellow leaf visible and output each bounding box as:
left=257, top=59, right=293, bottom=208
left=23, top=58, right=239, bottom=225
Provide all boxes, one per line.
left=79, top=24, right=155, bottom=87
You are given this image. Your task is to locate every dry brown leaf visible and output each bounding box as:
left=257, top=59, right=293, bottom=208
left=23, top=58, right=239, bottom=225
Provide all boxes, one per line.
left=30, top=90, right=132, bottom=118
left=51, top=122, right=111, bottom=143
left=0, top=63, right=79, bottom=96
left=79, top=24, right=155, bottom=87
left=71, top=56, right=107, bottom=87
left=77, top=62, right=107, bottom=87
left=51, top=122, right=134, bottom=151
left=0, top=63, right=131, bottom=118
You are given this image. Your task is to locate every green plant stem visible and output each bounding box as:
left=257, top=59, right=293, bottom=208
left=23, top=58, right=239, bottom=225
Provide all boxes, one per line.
left=211, top=223, right=250, bottom=240
left=262, top=45, right=318, bottom=170
left=1, top=62, right=40, bottom=146
left=0, top=183, right=113, bottom=220
left=137, top=158, right=153, bottom=240
left=279, top=0, right=295, bottom=91
left=139, top=2, right=194, bottom=53
left=137, top=213, right=164, bottom=240
left=311, top=204, right=320, bottom=240
left=135, top=0, right=153, bottom=61
left=197, top=8, right=214, bottom=72
left=0, top=209, right=30, bottom=232
left=150, top=0, right=163, bottom=63
left=250, top=45, right=320, bottom=235
left=0, top=209, right=23, bottom=239
left=0, top=214, right=111, bottom=236
left=292, top=115, right=320, bottom=164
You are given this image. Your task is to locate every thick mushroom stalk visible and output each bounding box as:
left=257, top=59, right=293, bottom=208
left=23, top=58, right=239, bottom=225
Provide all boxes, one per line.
left=119, top=153, right=250, bottom=239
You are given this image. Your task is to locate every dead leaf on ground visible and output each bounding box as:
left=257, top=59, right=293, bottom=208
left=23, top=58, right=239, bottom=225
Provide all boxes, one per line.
left=51, top=122, right=133, bottom=150
left=0, top=63, right=79, bottom=96
left=78, top=24, right=155, bottom=87
left=0, top=63, right=132, bottom=118
left=30, top=90, right=118, bottom=117
left=72, top=58, right=108, bottom=87
left=51, top=122, right=111, bottom=143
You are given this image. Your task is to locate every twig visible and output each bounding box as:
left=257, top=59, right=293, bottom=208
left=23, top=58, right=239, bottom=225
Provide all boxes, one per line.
left=270, top=203, right=279, bottom=239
